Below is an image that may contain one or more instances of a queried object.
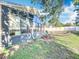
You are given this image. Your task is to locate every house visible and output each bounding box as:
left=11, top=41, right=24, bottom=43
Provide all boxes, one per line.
left=0, top=1, right=42, bottom=47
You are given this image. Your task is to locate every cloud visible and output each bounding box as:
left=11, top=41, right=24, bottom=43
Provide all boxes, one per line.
left=59, top=2, right=77, bottom=24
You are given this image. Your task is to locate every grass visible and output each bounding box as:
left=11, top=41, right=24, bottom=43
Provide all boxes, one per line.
left=8, top=33, right=79, bottom=59
left=54, top=33, right=79, bottom=54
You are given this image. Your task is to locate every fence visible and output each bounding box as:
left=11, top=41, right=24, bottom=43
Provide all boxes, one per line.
left=44, top=26, right=79, bottom=32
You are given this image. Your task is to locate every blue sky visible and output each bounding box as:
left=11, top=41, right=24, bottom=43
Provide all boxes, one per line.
left=5, top=0, right=73, bottom=9
left=64, top=0, right=73, bottom=6
left=5, top=0, right=42, bottom=9
left=5, top=0, right=74, bottom=24
left=59, top=0, right=75, bottom=24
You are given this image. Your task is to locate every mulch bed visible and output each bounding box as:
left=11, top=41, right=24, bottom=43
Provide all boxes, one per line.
left=0, top=53, right=7, bottom=59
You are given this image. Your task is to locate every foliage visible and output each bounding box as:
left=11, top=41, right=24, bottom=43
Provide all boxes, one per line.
left=48, top=17, right=63, bottom=27
left=64, top=23, right=73, bottom=26
left=74, top=0, right=79, bottom=26
left=0, top=47, right=9, bottom=56
left=74, top=0, right=79, bottom=5
left=32, top=0, right=64, bottom=26
left=76, top=23, right=79, bottom=26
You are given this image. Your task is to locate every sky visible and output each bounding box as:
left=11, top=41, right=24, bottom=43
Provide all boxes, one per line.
left=59, top=0, right=77, bottom=24
left=64, top=0, right=73, bottom=6
left=5, top=0, right=42, bottom=9
left=5, top=0, right=73, bottom=9
left=5, top=0, right=74, bottom=24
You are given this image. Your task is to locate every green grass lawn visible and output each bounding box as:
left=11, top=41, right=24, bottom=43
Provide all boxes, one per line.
left=8, top=33, right=79, bottom=59
left=54, top=33, right=79, bottom=54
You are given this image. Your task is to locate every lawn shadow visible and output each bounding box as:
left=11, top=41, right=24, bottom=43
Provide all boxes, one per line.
left=71, top=31, right=79, bottom=36
left=44, top=41, right=79, bottom=59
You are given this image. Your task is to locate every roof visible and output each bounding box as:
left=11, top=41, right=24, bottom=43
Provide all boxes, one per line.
left=0, top=1, right=41, bottom=16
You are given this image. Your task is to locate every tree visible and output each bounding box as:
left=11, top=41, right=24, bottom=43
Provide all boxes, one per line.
left=48, top=15, right=63, bottom=27
left=74, top=0, right=79, bottom=26
left=32, top=0, right=63, bottom=15
left=64, top=23, right=72, bottom=26
left=32, top=0, right=63, bottom=26
left=74, top=0, right=79, bottom=5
